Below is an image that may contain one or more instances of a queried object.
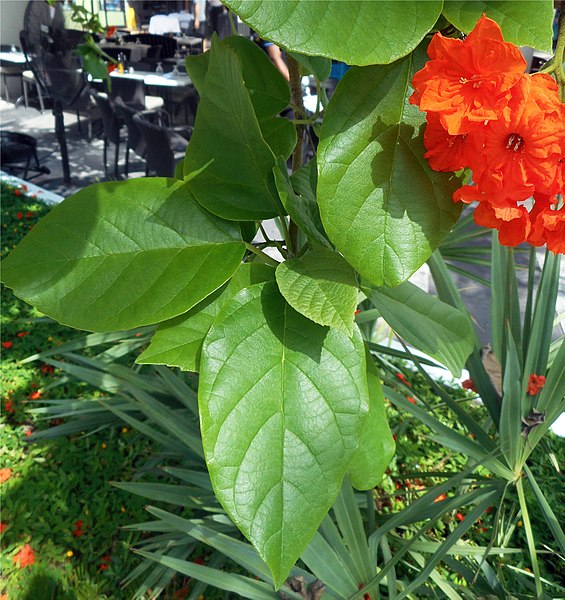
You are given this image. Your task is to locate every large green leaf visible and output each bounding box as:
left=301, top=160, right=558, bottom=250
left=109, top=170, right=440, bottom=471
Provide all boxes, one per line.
left=364, top=281, right=474, bottom=377
left=137, top=263, right=275, bottom=371
left=186, top=35, right=290, bottom=119
left=273, top=158, right=331, bottom=249
left=260, top=117, right=296, bottom=161
left=224, top=1, right=443, bottom=66
left=317, top=53, right=461, bottom=287
left=275, top=247, right=358, bottom=334
left=348, top=369, right=395, bottom=491
left=442, top=1, right=554, bottom=53
left=199, top=282, right=369, bottom=587
left=1, top=178, right=244, bottom=332
left=183, top=38, right=283, bottom=220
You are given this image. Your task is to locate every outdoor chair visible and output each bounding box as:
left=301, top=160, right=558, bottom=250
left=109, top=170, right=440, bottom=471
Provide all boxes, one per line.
left=90, top=91, right=127, bottom=180
left=0, top=131, right=50, bottom=180
left=109, top=77, right=164, bottom=112
left=133, top=113, right=190, bottom=177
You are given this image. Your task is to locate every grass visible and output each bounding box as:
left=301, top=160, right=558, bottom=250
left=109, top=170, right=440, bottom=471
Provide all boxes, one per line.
left=1, top=183, right=152, bottom=599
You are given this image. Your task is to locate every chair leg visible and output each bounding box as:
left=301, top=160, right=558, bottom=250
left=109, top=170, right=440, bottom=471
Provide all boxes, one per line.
left=114, top=141, right=120, bottom=180
left=125, top=145, right=130, bottom=178
left=2, top=74, right=10, bottom=103
left=22, top=78, right=28, bottom=108
left=103, top=138, right=109, bottom=178
left=76, top=110, right=82, bottom=134
left=36, top=81, right=44, bottom=112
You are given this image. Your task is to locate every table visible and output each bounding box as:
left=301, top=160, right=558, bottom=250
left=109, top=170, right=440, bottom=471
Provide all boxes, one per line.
left=109, top=70, right=194, bottom=122
left=175, top=36, right=204, bottom=55
left=0, top=52, right=27, bottom=105
left=99, top=42, right=151, bottom=63
left=110, top=70, right=192, bottom=88
left=0, top=51, right=27, bottom=65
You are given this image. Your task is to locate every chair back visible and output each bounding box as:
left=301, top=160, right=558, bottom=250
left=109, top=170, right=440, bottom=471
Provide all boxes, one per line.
left=91, top=91, right=122, bottom=145
left=133, top=114, right=176, bottom=177
left=110, top=77, right=146, bottom=111
left=114, top=98, right=146, bottom=158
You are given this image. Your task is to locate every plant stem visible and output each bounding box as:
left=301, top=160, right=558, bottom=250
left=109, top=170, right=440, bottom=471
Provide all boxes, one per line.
left=243, top=242, right=279, bottom=267
left=516, top=476, right=543, bottom=598
left=545, top=7, right=565, bottom=100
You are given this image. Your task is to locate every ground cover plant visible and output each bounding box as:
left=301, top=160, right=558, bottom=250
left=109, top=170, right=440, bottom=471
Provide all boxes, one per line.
left=1, top=0, right=564, bottom=597
left=1, top=185, right=152, bottom=599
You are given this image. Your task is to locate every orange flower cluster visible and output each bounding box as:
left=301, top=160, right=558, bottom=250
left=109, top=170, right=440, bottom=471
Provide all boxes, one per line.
left=411, top=16, right=564, bottom=252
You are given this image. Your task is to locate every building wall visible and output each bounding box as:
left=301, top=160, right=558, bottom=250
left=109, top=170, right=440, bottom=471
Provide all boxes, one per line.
left=1, top=0, right=29, bottom=101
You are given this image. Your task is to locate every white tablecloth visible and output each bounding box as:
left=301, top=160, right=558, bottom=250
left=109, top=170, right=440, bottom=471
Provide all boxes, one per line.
left=148, top=15, right=181, bottom=35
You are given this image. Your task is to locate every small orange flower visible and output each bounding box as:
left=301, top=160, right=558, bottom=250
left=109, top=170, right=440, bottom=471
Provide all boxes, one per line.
left=13, top=544, right=35, bottom=568
left=28, top=391, right=42, bottom=400
left=434, top=493, right=447, bottom=503
left=2, top=341, right=13, bottom=349
left=16, top=331, right=29, bottom=337
left=0, top=468, right=13, bottom=483
left=0, top=521, right=8, bottom=533
left=395, top=372, right=412, bottom=387
left=527, top=374, right=546, bottom=396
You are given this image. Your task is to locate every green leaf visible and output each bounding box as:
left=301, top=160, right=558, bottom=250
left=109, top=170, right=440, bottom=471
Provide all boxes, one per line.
left=348, top=369, right=395, bottom=490
left=273, top=158, right=331, bottom=248
left=317, top=52, right=461, bottom=287
left=199, top=281, right=369, bottom=587
left=137, top=263, right=275, bottom=372
left=1, top=178, right=244, bottom=332
left=260, top=117, right=296, bottom=161
left=442, top=1, right=554, bottom=53
left=183, top=38, right=283, bottom=220
left=275, top=247, right=358, bottom=334
left=365, top=281, right=474, bottom=377
left=225, top=1, right=443, bottom=65
left=222, top=35, right=290, bottom=119
left=187, top=35, right=290, bottom=119
left=287, top=51, right=332, bottom=80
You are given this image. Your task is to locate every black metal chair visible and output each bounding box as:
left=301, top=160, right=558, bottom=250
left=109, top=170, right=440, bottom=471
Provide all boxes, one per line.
left=132, top=113, right=190, bottom=177
left=0, top=131, right=50, bottom=180
left=90, top=91, right=126, bottom=179
left=109, top=77, right=164, bottom=112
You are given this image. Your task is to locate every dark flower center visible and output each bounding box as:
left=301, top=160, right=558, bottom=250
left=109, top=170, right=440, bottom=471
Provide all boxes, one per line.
left=506, top=133, right=524, bottom=152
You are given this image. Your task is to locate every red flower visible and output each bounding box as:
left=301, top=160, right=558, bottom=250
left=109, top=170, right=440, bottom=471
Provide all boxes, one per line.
left=455, top=512, right=465, bottom=522
left=14, top=190, right=21, bottom=196
left=434, top=493, right=447, bottom=503
left=461, top=378, right=477, bottom=392
left=406, top=396, right=417, bottom=405
left=192, top=557, right=205, bottom=565
left=0, top=522, right=8, bottom=533
left=13, top=544, right=35, bottom=568
left=107, top=63, right=116, bottom=74
left=28, top=391, right=42, bottom=400
left=410, top=15, right=526, bottom=135
left=527, top=374, right=546, bottom=396
left=474, top=202, right=532, bottom=247
left=16, top=211, right=23, bottom=219
left=4, top=399, right=14, bottom=413
left=0, top=468, right=13, bottom=483
left=72, top=520, right=85, bottom=537
left=41, top=364, right=55, bottom=374
left=16, top=331, right=30, bottom=337
left=2, top=341, right=13, bottom=349
left=396, top=372, right=412, bottom=387
left=26, top=211, right=34, bottom=218
left=99, top=554, right=111, bottom=571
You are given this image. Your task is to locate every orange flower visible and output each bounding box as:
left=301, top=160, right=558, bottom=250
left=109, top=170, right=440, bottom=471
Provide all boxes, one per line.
left=2, top=341, right=13, bottom=349
left=527, top=374, right=546, bottom=396
left=13, top=544, right=35, bottom=568
left=423, top=112, right=480, bottom=172
left=28, top=391, right=42, bottom=400
left=461, top=378, right=477, bottom=392
left=0, top=522, right=8, bottom=533
left=0, top=468, right=13, bottom=483
left=474, top=202, right=532, bottom=247
left=410, top=15, right=526, bottom=135
left=529, top=200, right=565, bottom=255
left=471, top=76, right=563, bottom=203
